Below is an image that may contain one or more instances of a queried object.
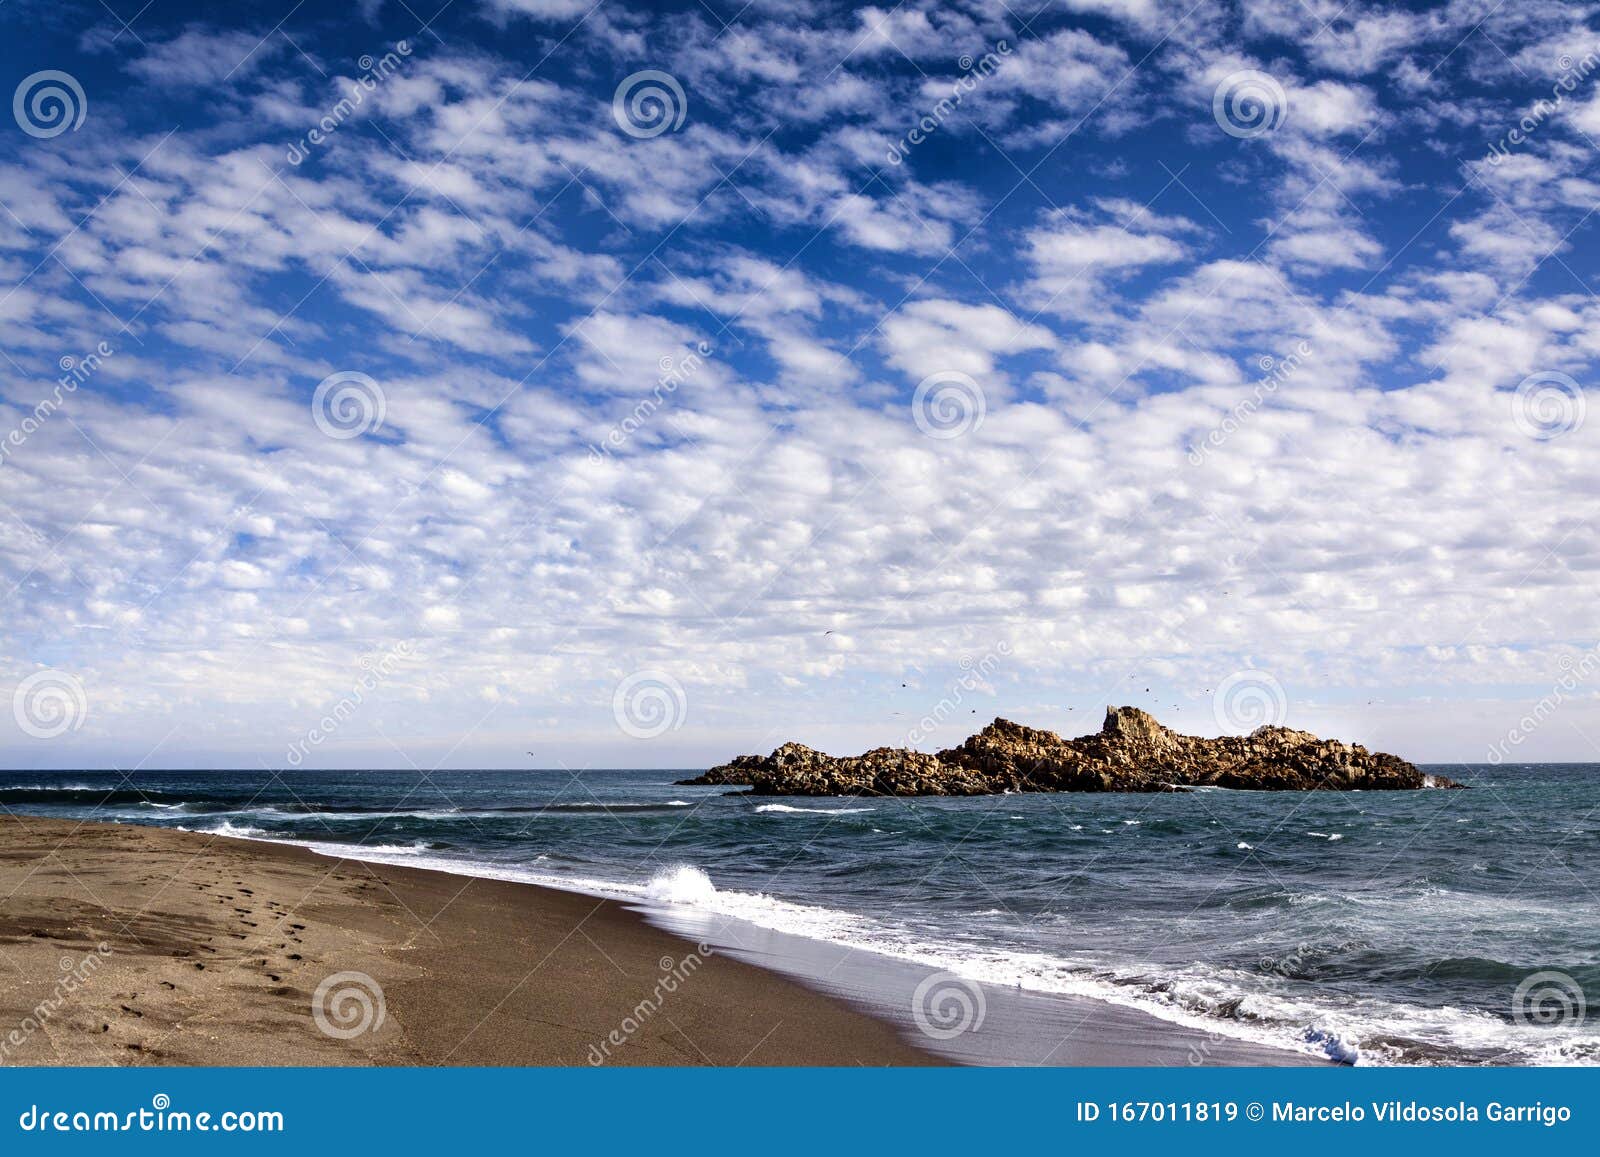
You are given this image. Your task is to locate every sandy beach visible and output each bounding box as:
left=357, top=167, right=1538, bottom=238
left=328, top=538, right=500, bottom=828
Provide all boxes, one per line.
left=0, top=813, right=1329, bottom=1067
left=0, top=815, right=936, bottom=1066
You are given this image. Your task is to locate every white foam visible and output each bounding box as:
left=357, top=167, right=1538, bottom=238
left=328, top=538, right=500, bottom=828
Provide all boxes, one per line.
left=644, top=865, right=719, bottom=905
left=755, top=803, right=875, bottom=815
left=1301, top=1027, right=1361, bottom=1064
left=184, top=820, right=266, bottom=838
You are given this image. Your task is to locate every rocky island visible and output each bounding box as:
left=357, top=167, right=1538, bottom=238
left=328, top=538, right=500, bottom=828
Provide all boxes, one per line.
left=679, top=706, right=1462, bottom=795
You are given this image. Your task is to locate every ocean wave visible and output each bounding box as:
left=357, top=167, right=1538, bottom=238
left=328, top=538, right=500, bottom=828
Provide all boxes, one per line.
left=180, top=820, right=266, bottom=839
left=645, top=865, right=718, bottom=904
left=754, top=803, right=875, bottom=815
left=0, top=787, right=189, bottom=806
left=518, top=864, right=1600, bottom=1068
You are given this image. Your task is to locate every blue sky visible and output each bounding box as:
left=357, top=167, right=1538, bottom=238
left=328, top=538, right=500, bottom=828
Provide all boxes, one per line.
left=2, top=0, right=1599, bottom=769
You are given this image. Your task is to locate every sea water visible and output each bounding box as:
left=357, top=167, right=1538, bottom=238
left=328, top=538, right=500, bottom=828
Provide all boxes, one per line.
left=4, top=763, right=1596, bottom=1066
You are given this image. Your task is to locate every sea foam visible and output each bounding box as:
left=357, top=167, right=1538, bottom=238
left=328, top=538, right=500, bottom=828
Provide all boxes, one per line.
left=645, top=865, right=718, bottom=905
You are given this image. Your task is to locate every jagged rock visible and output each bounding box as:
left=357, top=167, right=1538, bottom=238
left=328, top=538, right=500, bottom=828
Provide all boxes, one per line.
left=677, top=706, right=1462, bottom=796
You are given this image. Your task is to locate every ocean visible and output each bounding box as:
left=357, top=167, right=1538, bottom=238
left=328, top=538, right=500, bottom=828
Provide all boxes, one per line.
left=5, top=764, right=1596, bottom=1066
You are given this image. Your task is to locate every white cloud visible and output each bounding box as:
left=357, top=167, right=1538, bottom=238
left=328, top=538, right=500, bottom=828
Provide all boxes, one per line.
left=6, top=1, right=1600, bottom=768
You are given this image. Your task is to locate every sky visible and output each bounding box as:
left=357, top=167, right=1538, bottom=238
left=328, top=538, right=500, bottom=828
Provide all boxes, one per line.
left=2, top=0, right=1599, bottom=770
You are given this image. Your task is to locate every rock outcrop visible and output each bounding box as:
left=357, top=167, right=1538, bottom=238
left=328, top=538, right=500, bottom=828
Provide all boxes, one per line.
left=679, top=707, right=1461, bottom=796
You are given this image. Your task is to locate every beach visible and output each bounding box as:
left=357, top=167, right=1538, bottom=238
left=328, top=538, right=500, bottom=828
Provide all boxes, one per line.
left=0, top=815, right=935, bottom=1066
left=6, top=761, right=1588, bottom=1066
left=0, top=812, right=1330, bottom=1067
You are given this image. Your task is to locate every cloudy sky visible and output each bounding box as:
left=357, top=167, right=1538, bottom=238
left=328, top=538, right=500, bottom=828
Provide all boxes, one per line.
left=3, top=0, right=1599, bottom=770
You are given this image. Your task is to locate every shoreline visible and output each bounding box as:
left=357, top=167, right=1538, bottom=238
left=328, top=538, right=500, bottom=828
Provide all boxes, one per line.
left=0, top=815, right=934, bottom=1066
left=0, top=815, right=1318, bottom=1067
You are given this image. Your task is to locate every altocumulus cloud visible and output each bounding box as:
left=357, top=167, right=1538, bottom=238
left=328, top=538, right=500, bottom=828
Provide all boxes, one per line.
left=2, top=0, right=1599, bottom=767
